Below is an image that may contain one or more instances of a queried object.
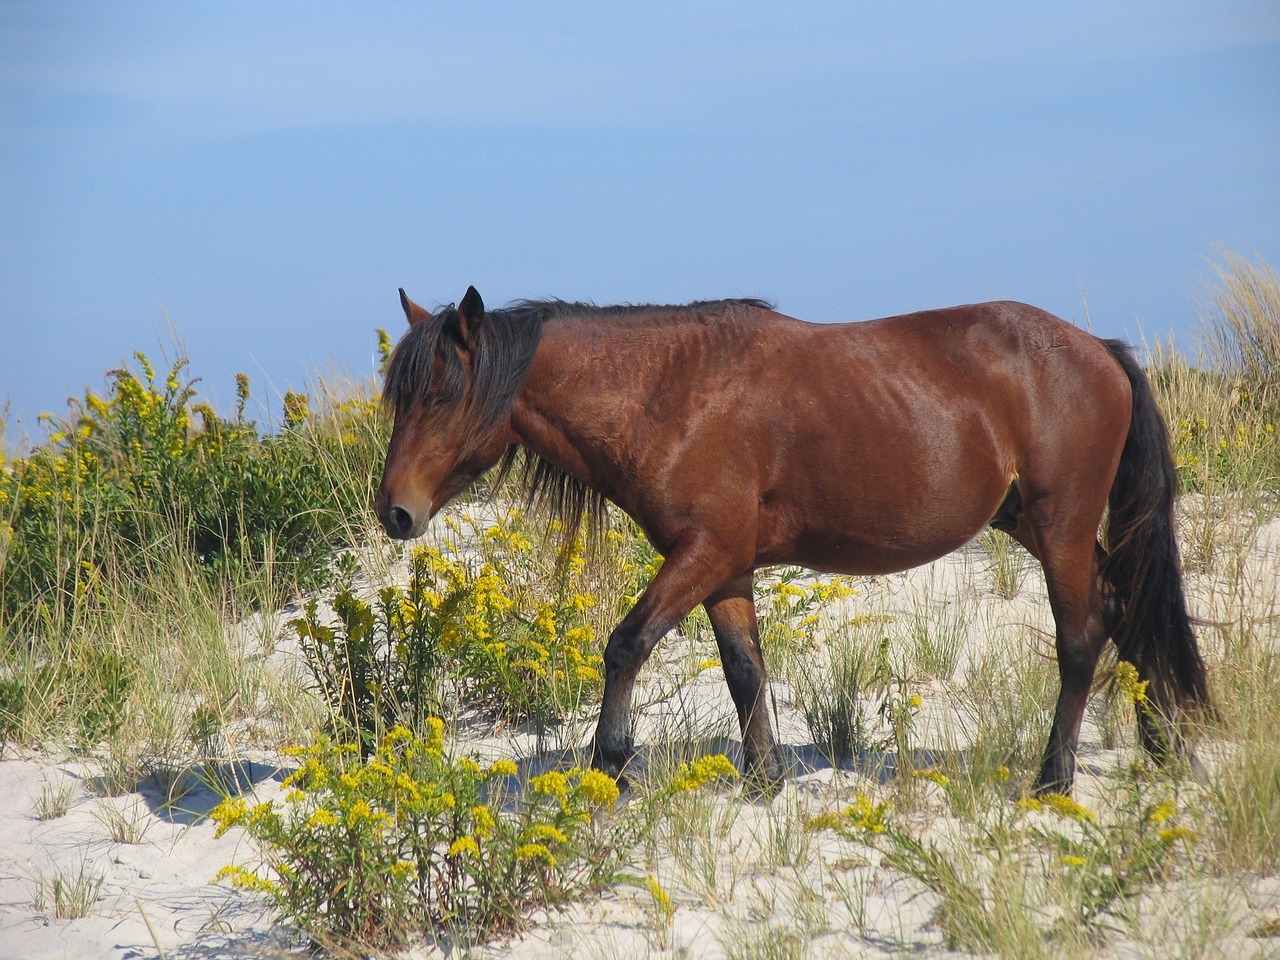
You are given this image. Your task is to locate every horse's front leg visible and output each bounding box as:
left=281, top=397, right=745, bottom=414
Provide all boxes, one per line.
left=592, top=542, right=738, bottom=782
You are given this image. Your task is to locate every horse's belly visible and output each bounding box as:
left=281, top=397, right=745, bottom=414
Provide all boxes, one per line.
left=752, top=470, right=1011, bottom=576
left=765, top=529, right=978, bottom=577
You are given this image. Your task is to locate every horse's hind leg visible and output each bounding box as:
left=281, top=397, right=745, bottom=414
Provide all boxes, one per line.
left=1003, top=497, right=1109, bottom=796
left=704, top=574, right=782, bottom=789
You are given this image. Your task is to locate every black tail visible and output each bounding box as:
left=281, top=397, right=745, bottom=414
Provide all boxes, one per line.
left=1099, top=340, right=1211, bottom=731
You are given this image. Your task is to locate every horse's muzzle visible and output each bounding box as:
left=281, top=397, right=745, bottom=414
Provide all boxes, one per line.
left=380, top=504, right=418, bottom=540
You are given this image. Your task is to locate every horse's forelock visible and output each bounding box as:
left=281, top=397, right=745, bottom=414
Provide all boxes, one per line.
left=381, top=315, right=455, bottom=416
left=381, top=305, right=543, bottom=452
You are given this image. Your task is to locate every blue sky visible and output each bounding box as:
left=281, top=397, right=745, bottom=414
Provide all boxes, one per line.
left=2, top=1, right=1278, bottom=445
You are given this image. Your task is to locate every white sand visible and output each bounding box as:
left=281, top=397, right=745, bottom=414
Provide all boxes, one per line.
left=3, top=515, right=1278, bottom=959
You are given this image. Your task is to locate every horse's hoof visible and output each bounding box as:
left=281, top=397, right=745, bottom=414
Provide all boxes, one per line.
left=743, top=773, right=785, bottom=802
left=590, top=743, right=635, bottom=786
left=742, top=758, right=786, bottom=801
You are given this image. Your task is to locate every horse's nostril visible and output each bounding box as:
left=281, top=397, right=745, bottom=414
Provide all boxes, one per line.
left=387, top=506, right=414, bottom=538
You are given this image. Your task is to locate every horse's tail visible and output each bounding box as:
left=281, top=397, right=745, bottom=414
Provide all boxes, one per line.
left=1099, top=340, right=1211, bottom=729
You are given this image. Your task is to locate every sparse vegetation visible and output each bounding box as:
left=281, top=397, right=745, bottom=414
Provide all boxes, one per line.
left=1, top=250, right=1277, bottom=954
left=32, top=860, right=104, bottom=920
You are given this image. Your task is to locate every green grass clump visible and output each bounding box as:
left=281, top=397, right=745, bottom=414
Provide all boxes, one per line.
left=32, top=861, right=104, bottom=920
left=1154, top=251, right=1280, bottom=499
left=810, top=767, right=1201, bottom=955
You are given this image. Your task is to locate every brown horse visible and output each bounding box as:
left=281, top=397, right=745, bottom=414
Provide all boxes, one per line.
left=375, top=286, right=1210, bottom=795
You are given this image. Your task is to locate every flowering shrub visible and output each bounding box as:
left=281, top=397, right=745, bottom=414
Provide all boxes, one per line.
left=758, top=568, right=856, bottom=666
left=0, top=347, right=388, bottom=745
left=0, top=350, right=387, bottom=629
left=668, top=753, right=740, bottom=792
left=210, top=722, right=628, bottom=948
left=291, top=511, right=611, bottom=746
left=1172, top=404, right=1278, bottom=490
left=801, top=663, right=1205, bottom=946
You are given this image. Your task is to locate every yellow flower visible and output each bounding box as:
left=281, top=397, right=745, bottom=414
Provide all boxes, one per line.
left=448, top=836, right=480, bottom=858
left=564, top=626, right=595, bottom=646
left=305, top=809, right=339, bottom=829
left=425, top=717, right=446, bottom=756
left=247, top=802, right=276, bottom=829
left=209, top=797, right=247, bottom=837
left=912, top=769, right=950, bottom=787
left=214, top=865, right=281, bottom=895
left=530, top=771, right=570, bottom=800
left=1147, top=799, right=1176, bottom=825
left=383, top=725, right=413, bottom=746
left=1058, top=855, right=1087, bottom=868
left=523, top=823, right=569, bottom=845
left=515, top=843, right=556, bottom=868
left=1114, top=661, right=1149, bottom=705
left=346, top=799, right=386, bottom=830
left=464, top=806, right=493, bottom=839
left=1157, top=826, right=1198, bottom=845
left=803, top=812, right=845, bottom=833
left=1040, top=793, right=1096, bottom=823
left=846, top=793, right=890, bottom=834
left=489, top=759, right=519, bottom=778
left=646, top=874, right=675, bottom=923
left=671, top=754, right=740, bottom=792
left=513, top=659, right=549, bottom=678
left=390, top=860, right=415, bottom=881
left=577, top=769, right=621, bottom=807
left=394, top=773, right=422, bottom=802
left=376, top=328, right=394, bottom=366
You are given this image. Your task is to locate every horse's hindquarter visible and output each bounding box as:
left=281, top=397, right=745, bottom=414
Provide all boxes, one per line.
left=729, top=303, right=1128, bottom=575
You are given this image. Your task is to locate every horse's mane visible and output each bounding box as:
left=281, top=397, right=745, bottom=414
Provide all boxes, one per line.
left=381, top=296, right=774, bottom=548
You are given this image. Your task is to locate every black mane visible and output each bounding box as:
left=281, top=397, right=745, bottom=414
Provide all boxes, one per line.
left=497, top=296, right=775, bottom=325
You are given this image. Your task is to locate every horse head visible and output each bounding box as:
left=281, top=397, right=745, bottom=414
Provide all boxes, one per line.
left=375, top=285, right=515, bottom=539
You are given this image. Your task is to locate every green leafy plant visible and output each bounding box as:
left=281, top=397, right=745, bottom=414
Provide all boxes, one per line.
left=211, top=721, right=630, bottom=949
left=292, top=514, right=612, bottom=747
left=0, top=344, right=387, bottom=751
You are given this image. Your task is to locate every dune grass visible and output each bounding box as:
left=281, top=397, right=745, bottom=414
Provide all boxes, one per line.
left=1, top=250, right=1278, bottom=953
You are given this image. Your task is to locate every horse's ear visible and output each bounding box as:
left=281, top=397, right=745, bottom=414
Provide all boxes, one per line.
left=399, top=288, right=433, bottom=327
left=455, top=285, right=485, bottom=346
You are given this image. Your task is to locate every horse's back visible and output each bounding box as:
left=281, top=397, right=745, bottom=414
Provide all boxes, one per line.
left=692, top=301, right=1132, bottom=573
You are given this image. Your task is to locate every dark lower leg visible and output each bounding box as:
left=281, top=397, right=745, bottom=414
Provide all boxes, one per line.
left=590, top=543, right=737, bottom=781
left=705, top=574, right=782, bottom=785
left=1036, top=614, right=1109, bottom=795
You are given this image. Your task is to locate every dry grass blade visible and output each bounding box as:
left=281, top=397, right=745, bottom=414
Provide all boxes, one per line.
left=1199, top=248, right=1280, bottom=394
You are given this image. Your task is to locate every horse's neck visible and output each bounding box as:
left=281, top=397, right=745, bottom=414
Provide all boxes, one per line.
left=507, top=319, right=659, bottom=499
